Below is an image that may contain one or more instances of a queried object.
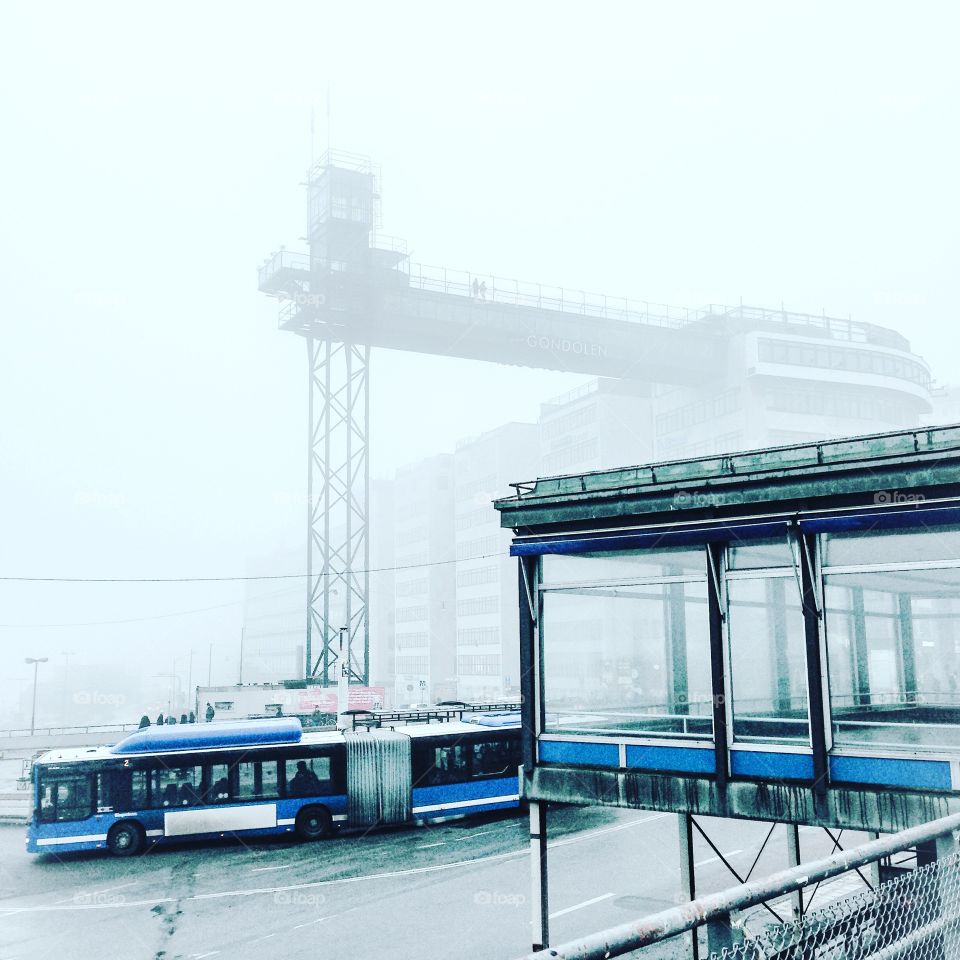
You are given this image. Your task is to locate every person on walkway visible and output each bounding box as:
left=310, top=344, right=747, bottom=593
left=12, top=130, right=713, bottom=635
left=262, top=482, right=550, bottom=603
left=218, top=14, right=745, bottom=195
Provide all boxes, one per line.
left=205, top=702, right=215, bottom=723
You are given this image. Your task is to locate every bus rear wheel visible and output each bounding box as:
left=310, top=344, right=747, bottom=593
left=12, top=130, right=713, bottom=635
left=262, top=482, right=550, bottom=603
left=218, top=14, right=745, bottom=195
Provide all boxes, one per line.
left=295, top=805, right=331, bottom=841
left=107, top=821, right=143, bottom=857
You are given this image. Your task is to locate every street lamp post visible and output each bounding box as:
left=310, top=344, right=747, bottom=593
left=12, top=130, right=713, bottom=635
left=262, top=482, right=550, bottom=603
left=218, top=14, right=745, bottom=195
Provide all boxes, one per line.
left=25, top=657, right=49, bottom=736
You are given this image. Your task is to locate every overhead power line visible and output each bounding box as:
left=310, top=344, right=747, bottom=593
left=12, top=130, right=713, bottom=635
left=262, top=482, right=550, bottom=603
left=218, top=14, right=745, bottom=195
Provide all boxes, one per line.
left=0, top=552, right=502, bottom=585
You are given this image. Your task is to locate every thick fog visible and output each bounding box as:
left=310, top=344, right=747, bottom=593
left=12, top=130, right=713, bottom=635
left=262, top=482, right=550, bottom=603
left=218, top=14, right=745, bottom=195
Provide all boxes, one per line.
left=1, top=1, right=958, bottom=720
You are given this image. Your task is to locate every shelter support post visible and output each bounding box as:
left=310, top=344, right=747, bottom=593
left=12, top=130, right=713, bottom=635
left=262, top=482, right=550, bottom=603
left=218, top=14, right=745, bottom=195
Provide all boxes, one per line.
left=786, top=823, right=803, bottom=919
left=678, top=813, right=700, bottom=960
left=530, top=800, right=549, bottom=952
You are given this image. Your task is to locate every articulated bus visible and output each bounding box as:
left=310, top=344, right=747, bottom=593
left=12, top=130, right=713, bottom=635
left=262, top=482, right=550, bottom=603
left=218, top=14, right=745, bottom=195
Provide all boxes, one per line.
left=26, top=713, right=521, bottom=857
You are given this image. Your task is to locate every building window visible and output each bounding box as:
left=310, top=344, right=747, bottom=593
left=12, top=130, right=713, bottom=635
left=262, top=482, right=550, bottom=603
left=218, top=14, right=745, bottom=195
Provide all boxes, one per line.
left=541, top=549, right=712, bottom=738
left=457, top=596, right=500, bottom=617
left=457, top=626, right=500, bottom=647
left=396, top=655, right=429, bottom=675
left=757, top=338, right=930, bottom=388
left=396, top=631, right=429, bottom=650
left=457, top=565, right=499, bottom=588
left=395, top=605, right=428, bottom=623
left=726, top=540, right=809, bottom=744
left=457, top=654, right=501, bottom=676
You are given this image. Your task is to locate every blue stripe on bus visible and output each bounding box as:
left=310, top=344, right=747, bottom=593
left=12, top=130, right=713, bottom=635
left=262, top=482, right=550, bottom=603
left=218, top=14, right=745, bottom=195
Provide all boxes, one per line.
left=26, top=793, right=350, bottom=853
left=829, top=755, right=952, bottom=791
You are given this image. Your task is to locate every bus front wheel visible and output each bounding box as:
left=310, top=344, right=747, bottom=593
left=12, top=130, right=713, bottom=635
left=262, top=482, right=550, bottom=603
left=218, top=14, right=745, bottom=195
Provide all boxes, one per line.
left=107, top=821, right=143, bottom=857
left=295, top=805, right=331, bottom=841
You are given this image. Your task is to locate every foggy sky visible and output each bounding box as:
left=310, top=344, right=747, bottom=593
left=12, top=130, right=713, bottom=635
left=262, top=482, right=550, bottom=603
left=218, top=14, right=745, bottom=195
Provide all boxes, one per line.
left=1, top=1, right=958, bottom=698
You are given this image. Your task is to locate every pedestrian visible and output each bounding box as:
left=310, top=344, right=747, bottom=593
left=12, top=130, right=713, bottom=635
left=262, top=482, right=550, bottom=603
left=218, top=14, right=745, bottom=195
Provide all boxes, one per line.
left=179, top=713, right=188, bottom=724
left=471, top=278, right=479, bottom=298
left=166, top=715, right=176, bottom=725
left=157, top=712, right=164, bottom=726
left=205, top=702, right=215, bottom=723
left=139, top=714, right=151, bottom=729
left=479, top=280, right=487, bottom=300
left=188, top=710, right=196, bottom=724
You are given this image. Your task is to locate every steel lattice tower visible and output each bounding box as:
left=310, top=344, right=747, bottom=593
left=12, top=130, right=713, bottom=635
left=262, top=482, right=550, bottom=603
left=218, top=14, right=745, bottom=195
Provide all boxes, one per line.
left=305, top=338, right=370, bottom=684
left=259, top=152, right=393, bottom=684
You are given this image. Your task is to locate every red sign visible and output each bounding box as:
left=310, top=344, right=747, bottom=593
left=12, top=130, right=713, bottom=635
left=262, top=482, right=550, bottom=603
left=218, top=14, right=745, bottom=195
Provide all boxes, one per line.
left=297, top=686, right=385, bottom=713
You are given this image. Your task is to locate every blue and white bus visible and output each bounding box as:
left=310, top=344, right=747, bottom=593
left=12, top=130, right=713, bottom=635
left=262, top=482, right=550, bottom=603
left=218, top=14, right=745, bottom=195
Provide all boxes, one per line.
left=26, top=714, right=521, bottom=857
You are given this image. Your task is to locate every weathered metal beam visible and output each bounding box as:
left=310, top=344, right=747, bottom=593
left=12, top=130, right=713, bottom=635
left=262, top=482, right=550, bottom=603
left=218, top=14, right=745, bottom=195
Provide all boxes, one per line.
left=527, top=766, right=960, bottom=834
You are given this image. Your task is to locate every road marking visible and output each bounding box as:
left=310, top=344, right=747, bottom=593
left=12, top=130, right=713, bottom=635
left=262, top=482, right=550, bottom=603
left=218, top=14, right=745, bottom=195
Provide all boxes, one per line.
left=695, top=849, right=742, bottom=868
left=0, top=813, right=667, bottom=915
left=292, top=916, right=330, bottom=929
left=549, top=892, right=615, bottom=919
left=250, top=864, right=295, bottom=873
left=87, top=881, right=139, bottom=896
left=550, top=813, right=670, bottom=850
left=191, top=952, right=220, bottom=958
left=416, top=842, right=445, bottom=849
left=452, top=829, right=496, bottom=842
left=248, top=934, right=275, bottom=944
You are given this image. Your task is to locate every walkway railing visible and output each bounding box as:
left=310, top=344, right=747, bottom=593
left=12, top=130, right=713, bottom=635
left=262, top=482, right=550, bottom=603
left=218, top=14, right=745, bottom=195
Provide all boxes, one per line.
left=0, top=722, right=139, bottom=739
left=522, top=812, right=960, bottom=960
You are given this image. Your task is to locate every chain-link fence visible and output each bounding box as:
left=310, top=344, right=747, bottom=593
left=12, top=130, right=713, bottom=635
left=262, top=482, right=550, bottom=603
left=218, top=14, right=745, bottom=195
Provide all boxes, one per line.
left=715, top=850, right=960, bottom=960
left=522, top=813, right=960, bottom=960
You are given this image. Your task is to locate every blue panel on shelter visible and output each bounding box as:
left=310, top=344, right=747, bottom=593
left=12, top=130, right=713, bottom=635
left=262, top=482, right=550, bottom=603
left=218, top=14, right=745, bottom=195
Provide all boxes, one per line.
left=829, top=754, right=952, bottom=791
left=799, top=505, right=960, bottom=534
left=111, top=718, right=303, bottom=754
left=625, top=744, right=715, bottom=775
left=730, top=750, right=814, bottom=780
left=538, top=739, right=620, bottom=768
left=510, top=521, right=790, bottom=556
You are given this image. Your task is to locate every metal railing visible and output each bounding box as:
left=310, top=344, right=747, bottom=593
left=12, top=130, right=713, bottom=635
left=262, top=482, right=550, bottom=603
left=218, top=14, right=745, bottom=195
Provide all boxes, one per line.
left=0, top=722, right=139, bottom=739
left=522, top=813, right=960, bottom=960
left=403, top=263, right=692, bottom=328
left=696, top=304, right=911, bottom=351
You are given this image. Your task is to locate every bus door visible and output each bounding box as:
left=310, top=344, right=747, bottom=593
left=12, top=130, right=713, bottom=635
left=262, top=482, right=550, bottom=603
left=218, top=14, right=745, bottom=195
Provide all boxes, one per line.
left=344, top=730, right=411, bottom=827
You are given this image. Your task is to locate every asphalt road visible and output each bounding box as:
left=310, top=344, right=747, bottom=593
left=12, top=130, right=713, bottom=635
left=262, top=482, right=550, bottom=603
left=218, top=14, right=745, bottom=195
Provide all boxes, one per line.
left=0, top=808, right=874, bottom=960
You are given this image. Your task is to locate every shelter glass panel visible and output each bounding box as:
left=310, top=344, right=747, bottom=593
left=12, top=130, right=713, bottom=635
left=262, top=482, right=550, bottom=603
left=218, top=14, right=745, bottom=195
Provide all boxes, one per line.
left=541, top=548, right=707, bottom=586
left=825, top=565, right=960, bottom=750
left=824, top=526, right=960, bottom=568
left=542, top=576, right=712, bottom=738
left=727, top=572, right=809, bottom=743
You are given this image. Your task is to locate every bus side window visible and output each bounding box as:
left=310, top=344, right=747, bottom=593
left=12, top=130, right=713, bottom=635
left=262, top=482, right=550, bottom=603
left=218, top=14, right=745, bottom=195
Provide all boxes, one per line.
left=237, top=760, right=280, bottom=800
left=471, top=739, right=513, bottom=778
left=284, top=755, right=331, bottom=797
left=98, top=770, right=131, bottom=810
left=153, top=766, right=203, bottom=808
left=415, top=743, right=468, bottom=787
left=206, top=763, right=231, bottom=804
